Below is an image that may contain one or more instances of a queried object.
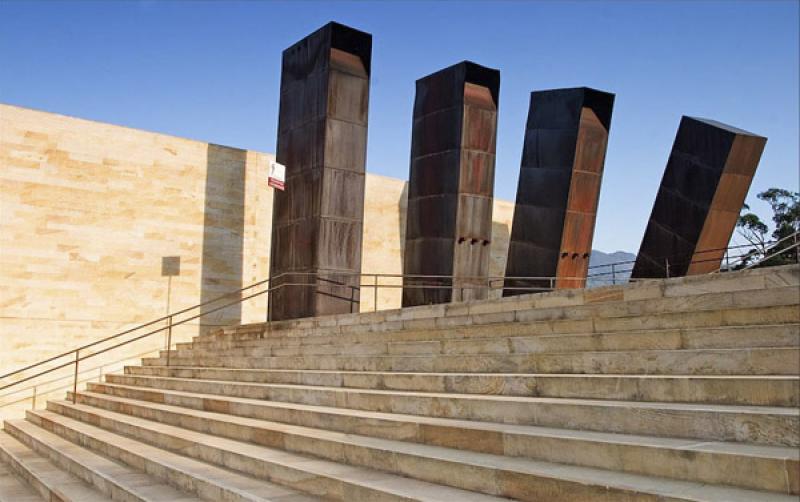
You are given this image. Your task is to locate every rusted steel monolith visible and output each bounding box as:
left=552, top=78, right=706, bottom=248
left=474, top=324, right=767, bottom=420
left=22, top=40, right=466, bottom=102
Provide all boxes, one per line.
left=269, top=22, right=371, bottom=320
left=632, top=117, right=766, bottom=278
left=504, top=87, right=614, bottom=295
left=403, top=61, right=500, bottom=307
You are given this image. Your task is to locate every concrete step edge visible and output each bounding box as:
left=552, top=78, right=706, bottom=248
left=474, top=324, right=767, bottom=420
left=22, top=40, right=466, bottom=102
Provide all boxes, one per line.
left=126, top=366, right=800, bottom=381
left=142, top=346, right=800, bottom=376
left=0, top=428, right=109, bottom=502
left=174, top=325, right=800, bottom=356
left=28, top=408, right=511, bottom=502
left=85, top=381, right=800, bottom=446
left=186, top=323, right=800, bottom=351
left=14, top=412, right=320, bottom=502
left=122, top=366, right=800, bottom=406
left=0, top=460, right=42, bottom=502
left=95, top=377, right=800, bottom=415
left=193, top=266, right=799, bottom=343
left=63, top=392, right=800, bottom=495
left=195, top=301, right=800, bottom=347
left=44, top=398, right=797, bottom=502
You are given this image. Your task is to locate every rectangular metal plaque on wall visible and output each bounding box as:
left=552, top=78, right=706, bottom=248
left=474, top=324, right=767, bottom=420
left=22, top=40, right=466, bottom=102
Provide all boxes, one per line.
left=504, top=87, right=614, bottom=295
left=403, top=61, right=500, bottom=307
left=268, top=22, right=372, bottom=321
left=631, top=117, right=766, bottom=278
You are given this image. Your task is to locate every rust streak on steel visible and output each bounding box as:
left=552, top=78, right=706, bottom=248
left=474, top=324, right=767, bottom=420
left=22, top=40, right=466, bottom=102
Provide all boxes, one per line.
left=269, top=22, right=372, bottom=320
left=504, top=87, right=615, bottom=295
left=403, top=61, right=500, bottom=307
left=632, top=117, right=767, bottom=278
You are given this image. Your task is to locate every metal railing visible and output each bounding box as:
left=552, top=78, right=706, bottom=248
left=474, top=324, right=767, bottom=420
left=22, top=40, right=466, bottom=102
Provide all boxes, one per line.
left=737, top=230, right=800, bottom=270
left=582, top=232, right=799, bottom=286
left=1, top=234, right=797, bottom=412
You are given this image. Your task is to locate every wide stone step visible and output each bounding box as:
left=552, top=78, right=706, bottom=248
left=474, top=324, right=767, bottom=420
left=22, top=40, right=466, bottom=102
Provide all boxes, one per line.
left=43, top=400, right=798, bottom=502
left=64, top=391, right=800, bottom=495
left=126, top=366, right=800, bottom=407
left=194, top=267, right=799, bottom=346
left=1, top=423, right=192, bottom=502
left=194, top=301, right=800, bottom=351
left=88, top=381, right=800, bottom=446
left=9, top=413, right=316, bottom=502
left=0, top=459, right=41, bottom=502
left=142, top=346, right=800, bottom=375
left=28, top=408, right=512, bottom=502
left=181, top=324, right=800, bottom=357
left=171, top=323, right=800, bottom=361
left=0, top=430, right=109, bottom=502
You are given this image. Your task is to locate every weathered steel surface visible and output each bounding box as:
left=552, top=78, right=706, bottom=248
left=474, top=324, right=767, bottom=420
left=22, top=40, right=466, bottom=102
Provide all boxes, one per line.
left=632, top=117, right=766, bottom=278
left=504, top=87, right=614, bottom=295
left=403, top=61, right=500, bottom=307
left=269, top=22, right=371, bottom=321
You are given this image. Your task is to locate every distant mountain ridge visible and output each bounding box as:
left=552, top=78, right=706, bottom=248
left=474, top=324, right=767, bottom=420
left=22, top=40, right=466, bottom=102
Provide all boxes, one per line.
left=588, top=249, right=636, bottom=287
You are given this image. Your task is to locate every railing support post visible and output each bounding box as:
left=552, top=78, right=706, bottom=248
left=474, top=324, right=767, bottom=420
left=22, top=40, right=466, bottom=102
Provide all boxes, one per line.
left=611, top=263, right=616, bottom=285
left=72, top=349, right=79, bottom=404
left=795, top=232, right=799, bottom=264
left=166, top=315, right=173, bottom=367
left=31, top=386, right=37, bottom=409
left=373, top=275, right=378, bottom=312
left=665, top=258, right=670, bottom=278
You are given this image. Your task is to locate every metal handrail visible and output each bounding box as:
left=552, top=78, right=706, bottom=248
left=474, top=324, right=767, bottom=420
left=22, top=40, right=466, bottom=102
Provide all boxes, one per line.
left=740, top=231, right=800, bottom=270
left=0, top=277, right=270, bottom=381
left=0, top=346, right=158, bottom=409
left=583, top=236, right=797, bottom=281
left=2, top=236, right=797, bottom=409
left=0, top=271, right=577, bottom=388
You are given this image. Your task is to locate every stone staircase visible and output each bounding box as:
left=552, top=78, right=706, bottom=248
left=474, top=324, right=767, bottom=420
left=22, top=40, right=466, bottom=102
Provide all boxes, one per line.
left=0, top=265, right=798, bottom=501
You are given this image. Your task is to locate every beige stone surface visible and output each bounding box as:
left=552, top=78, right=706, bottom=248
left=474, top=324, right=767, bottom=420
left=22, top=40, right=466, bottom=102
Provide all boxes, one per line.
left=0, top=456, right=42, bottom=502
left=0, top=103, right=517, bottom=405
left=0, top=103, right=272, bottom=414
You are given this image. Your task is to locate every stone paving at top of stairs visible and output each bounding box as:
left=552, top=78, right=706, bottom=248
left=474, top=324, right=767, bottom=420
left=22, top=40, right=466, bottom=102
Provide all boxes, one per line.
left=192, top=265, right=799, bottom=346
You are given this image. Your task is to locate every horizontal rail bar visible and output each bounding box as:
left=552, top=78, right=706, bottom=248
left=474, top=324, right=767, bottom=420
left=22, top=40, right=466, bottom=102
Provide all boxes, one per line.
left=3, top=232, right=795, bottom=398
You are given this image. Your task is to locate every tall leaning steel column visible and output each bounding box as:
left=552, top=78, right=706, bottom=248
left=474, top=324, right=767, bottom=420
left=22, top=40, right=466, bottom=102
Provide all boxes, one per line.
left=504, top=87, right=614, bottom=295
left=268, top=22, right=371, bottom=321
left=631, top=117, right=766, bottom=278
left=403, top=61, right=500, bottom=307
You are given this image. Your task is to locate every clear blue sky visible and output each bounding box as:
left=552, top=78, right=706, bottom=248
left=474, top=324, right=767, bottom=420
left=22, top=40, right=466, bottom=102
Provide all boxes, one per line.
left=1, top=1, right=797, bottom=253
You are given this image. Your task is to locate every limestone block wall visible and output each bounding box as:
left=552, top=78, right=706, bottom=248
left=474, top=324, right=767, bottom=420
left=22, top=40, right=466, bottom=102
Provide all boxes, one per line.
left=0, top=104, right=275, bottom=414
left=0, top=103, right=515, bottom=409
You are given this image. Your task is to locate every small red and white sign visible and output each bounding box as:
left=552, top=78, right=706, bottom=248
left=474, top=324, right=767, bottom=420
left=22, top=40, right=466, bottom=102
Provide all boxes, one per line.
left=268, top=161, right=286, bottom=191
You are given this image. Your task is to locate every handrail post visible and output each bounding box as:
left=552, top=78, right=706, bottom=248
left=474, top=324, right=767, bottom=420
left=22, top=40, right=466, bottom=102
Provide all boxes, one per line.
left=373, top=275, right=378, bottom=312
left=795, top=231, right=799, bottom=264
left=611, top=263, right=616, bottom=285
left=31, top=385, right=37, bottom=409
left=166, top=315, right=173, bottom=367
left=72, top=349, right=79, bottom=404
left=665, top=258, right=670, bottom=278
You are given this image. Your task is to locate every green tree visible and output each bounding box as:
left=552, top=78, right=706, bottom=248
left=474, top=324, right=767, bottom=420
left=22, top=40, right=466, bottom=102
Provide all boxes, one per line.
left=736, top=188, right=799, bottom=267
